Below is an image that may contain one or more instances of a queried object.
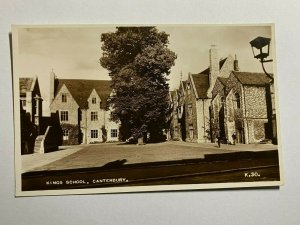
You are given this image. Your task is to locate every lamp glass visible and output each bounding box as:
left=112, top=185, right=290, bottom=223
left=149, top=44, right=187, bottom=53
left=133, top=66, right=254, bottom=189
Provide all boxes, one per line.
left=249, top=36, right=271, bottom=60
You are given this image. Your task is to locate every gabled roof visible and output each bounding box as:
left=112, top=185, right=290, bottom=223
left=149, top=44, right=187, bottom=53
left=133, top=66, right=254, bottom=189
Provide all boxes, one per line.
left=218, top=77, right=228, bottom=86
left=178, top=80, right=187, bottom=97
left=19, top=78, right=34, bottom=96
left=174, top=89, right=180, bottom=99
left=169, top=90, right=175, bottom=101
left=191, top=73, right=210, bottom=98
left=232, top=71, right=271, bottom=85
left=200, top=58, right=228, bottom=75
left=55, top=79, right=112, bottom=109
left=181, top=80, right=187, bottom=90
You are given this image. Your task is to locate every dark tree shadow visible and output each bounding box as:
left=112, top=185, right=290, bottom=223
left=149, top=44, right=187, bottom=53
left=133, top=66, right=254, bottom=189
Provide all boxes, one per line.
left=102, top=159, right=127, bottom=169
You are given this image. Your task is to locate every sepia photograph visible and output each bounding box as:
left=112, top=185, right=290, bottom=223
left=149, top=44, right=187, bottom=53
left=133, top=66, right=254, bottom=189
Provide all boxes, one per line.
left=12, top=24, right=283, bottom=196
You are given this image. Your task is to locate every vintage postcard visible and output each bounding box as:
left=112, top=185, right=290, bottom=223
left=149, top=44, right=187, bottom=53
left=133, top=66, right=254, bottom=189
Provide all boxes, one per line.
left=12, top=24, right=283, bottom=196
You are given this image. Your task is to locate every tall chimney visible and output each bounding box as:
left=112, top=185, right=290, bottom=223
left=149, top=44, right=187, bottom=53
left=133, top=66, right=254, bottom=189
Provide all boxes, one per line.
left=209, top=45, right=219, bottom=92
left=49, top=69, right=56, bottom=103
left=234, top=54, right=239, bottom=71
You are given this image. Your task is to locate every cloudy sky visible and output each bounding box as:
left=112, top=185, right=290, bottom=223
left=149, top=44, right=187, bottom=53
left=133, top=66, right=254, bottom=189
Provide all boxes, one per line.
left=14, top=25, right=273, bottom=115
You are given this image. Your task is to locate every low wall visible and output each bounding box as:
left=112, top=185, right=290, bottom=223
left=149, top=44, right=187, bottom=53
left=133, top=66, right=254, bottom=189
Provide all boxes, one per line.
left=42, top=126, right=59, bottom=153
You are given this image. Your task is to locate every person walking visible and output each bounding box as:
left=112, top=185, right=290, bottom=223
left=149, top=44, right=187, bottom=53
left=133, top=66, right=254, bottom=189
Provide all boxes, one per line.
left=232, top=133, right=237, bottom=145
left=217, top=136, right=221, bottom=148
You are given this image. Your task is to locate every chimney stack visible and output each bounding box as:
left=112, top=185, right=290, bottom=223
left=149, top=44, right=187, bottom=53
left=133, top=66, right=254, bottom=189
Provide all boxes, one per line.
left=209, top=45, right=219, bottom=92
left=50, top=69, right=56, bottom=103
left=234, top=54, right=239, bottom=71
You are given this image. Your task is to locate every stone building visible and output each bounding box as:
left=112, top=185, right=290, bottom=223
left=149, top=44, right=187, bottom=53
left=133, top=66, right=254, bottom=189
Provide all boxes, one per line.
left=19, top=76, right=43, bottom=133
left=49, top=72, right=119, bottom=145
left=211, top=71, right=272, bottom=144
left=169, top=45, right=275, bottom=145
left=169, top=46, right=238, bottom=143
left=19, top=77, right=43, bottom=154
left=176, top=80, right=188, bottom=141
left=168, top=90, right=181, bottom=140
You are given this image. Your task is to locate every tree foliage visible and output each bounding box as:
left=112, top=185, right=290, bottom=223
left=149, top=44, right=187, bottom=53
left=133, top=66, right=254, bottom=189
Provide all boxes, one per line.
left=100, top=27, right=177, bottom=142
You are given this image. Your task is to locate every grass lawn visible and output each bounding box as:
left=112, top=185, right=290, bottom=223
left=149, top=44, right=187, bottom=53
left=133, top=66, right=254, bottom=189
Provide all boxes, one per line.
left=30, top=142, right=230, bottom=171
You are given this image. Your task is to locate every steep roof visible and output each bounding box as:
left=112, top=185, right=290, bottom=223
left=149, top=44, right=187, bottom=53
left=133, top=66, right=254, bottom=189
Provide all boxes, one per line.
left=233, top=71, right=271, bottom=85
left=169, top=90, right=175, bottom=101
left=200, top=58, right=228, bottom=75
left=55, top=79, right=112, bottom=109
left=19, top=78, right=34, bottom=96
left=218, top=77, right=228, bottom=86
left=191, top=73, right=210, bottom=98
left=182, top=80, right=187, bottom=90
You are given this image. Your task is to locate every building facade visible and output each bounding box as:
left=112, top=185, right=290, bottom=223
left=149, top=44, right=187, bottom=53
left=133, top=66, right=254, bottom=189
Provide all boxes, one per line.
left=19, top=77, right=43, bottom=133
left=211, top=71, right=272, bottom=144
left=169, top=46, right=237, bottom=143
left=169, top=45, right=275, bottom=145
left=19, top=77, right=43, bottom=154
left=49, top=72, right=119, bottom=145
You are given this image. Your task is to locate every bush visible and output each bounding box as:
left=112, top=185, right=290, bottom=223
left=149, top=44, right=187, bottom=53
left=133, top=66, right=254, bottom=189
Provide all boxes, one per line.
left=61, top=123, right=81, bottom=145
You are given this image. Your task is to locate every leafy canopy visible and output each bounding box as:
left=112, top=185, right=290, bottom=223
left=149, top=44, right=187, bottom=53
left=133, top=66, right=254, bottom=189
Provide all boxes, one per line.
left=100, top=27, right=176, bottom=141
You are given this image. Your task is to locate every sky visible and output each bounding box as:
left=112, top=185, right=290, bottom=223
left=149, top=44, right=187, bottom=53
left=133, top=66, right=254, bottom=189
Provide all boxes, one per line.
left=14, top=25, right=273, bottom=116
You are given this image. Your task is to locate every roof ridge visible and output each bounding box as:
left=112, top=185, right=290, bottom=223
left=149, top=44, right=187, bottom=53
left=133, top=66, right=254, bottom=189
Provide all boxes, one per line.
left=232, top=71, right=271, bottom=85
left=54, top=78, right=112, bottom=109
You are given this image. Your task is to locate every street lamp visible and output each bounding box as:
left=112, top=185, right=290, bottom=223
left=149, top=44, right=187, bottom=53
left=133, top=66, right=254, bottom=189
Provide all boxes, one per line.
left=249, top=36, right=273, bottom=80
left=250, top=36, right=277, bottom=144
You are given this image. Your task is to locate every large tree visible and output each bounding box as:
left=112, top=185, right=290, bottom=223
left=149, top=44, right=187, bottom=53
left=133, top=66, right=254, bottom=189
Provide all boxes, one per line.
left=100, top=27, right=176, bottom=142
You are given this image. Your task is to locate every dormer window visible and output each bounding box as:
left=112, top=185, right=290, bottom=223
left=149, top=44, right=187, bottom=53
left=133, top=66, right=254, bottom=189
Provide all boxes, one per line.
left=62, top=93, right=67, bottom=103
left=92, top=97, right=96, bottom=104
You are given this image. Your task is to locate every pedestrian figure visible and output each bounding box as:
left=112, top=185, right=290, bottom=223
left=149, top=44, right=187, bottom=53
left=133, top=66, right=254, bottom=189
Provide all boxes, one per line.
left=232, top=133, right=237, bottom=145
left=217, top=136, right=221, bottom=148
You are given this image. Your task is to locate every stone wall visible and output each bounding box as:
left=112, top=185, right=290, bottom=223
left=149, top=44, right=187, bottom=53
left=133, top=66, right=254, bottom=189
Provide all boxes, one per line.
left=80, top=109, right=87, bottom=144
left=208, top=46, right=219, bottom=94
left=212, top=78, right=225, bottom=100
left=169, top=91, right=181, bottom=140
left=184, top=78, right=198, bottom=142
left=243, top=85, right=268, bottom=143
left=105, top=110, right=120, bottom=142
left=41, top=126, right=59, bottom=153
left=219, top=55, right=234, bottom=78
left=195, top=99, right=210, bottom=143
left=50, top=84, right=79, bottom=125
left=225, top=90, right=235, bottom=143
left=86, top=90, right=105, bottom=143
left=244, top=86, right=267, bottom=118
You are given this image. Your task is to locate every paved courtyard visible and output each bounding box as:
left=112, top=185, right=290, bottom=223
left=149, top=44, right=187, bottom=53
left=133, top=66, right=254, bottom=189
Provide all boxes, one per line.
left=22, top=141, right=278, bottom=173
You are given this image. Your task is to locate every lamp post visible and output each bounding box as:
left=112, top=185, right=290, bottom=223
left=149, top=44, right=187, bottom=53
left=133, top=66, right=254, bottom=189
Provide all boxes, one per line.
left=249, top=36, right=273, bottom=81
left=250, top=36, right=277, bottom=144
